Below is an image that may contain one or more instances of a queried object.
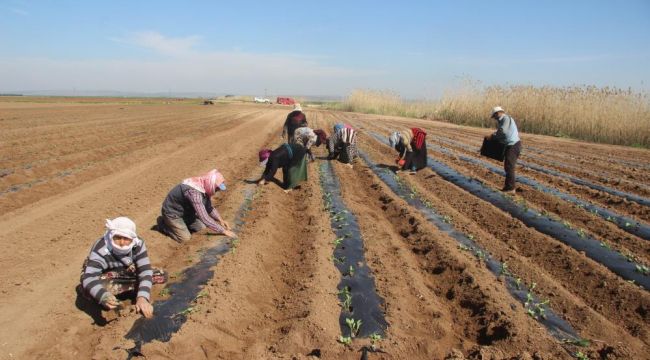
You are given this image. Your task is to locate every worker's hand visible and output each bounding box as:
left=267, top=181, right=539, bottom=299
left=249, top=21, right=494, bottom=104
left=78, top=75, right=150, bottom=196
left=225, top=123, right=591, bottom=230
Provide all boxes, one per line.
left=136, top=297, right=154, bottom=318
left=484, top=135, right=492, bottom=140
left=100, top=293, right=120, bottom=310
left=345, top=163, right=353, bottom=168
left=257, top=179, right=266, bottom=186
left=220, top=220, right=231, bottom=230
left=223, top=229, right=237, bottom=238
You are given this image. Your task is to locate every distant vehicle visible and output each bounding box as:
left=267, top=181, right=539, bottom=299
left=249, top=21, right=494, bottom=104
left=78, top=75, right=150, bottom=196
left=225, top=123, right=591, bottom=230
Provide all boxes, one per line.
left=203, top=99, right=215, bottom=105
left=254, top=97, right=271, bottom=103
left=276, top=97, right=296, bottom=105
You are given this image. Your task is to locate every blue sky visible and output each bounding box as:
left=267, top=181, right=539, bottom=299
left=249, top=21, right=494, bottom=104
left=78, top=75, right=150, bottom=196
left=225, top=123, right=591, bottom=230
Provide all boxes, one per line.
left=1, top=0, right=649, bottom=98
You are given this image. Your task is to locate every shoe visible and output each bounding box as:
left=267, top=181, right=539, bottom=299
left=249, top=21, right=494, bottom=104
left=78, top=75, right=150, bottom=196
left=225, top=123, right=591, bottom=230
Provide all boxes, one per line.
left=501, top=188, right=516, bottom=194
left=408, top=170, right=417, bottom=175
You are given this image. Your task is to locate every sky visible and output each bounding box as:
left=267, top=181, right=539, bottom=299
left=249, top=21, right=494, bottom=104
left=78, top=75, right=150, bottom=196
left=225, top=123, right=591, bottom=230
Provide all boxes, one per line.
left=1, top=0, right=649, bottom=98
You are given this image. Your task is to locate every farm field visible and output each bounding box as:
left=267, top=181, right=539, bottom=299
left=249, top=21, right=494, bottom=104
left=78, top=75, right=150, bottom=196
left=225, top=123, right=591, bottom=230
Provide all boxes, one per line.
left=0, top=99, right=649, bottom=359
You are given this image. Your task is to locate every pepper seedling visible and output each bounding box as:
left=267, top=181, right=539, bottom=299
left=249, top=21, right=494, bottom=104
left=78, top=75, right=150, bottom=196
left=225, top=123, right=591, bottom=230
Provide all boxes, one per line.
left=338, top=336, right=352, bottom=346
left=345, top=318, right=362, bottom=338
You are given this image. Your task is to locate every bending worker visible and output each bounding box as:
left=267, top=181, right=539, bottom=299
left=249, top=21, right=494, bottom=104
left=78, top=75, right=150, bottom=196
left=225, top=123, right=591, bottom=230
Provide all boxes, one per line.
left=158, top=169, right=237, bottom=242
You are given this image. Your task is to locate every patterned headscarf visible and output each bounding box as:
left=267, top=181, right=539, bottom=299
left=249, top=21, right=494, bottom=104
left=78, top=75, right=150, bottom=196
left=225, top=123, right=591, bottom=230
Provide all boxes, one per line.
left=389, top=131, right=401, bottom=148
left=182, top=169, right=226, bottom=196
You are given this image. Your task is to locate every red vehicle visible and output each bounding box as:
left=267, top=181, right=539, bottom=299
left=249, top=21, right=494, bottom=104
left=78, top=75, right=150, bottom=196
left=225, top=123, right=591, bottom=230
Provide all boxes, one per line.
left=276, top=97, right=296, bottom=105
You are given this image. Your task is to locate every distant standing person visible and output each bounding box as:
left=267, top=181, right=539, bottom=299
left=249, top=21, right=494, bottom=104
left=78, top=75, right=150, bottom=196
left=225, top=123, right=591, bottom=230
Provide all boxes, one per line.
left=327, top=123, right=357, bottom=167
left=157, top=169, right=237, bottom=243
left=389, top=127, right=428, bottom=174
left=282, top=104, right=308, bottom=142
left=80, top=217, right=166, bottom=318
left=257, top=144, right=308, bottom=192
left=485, top=106, right=521, bottom=193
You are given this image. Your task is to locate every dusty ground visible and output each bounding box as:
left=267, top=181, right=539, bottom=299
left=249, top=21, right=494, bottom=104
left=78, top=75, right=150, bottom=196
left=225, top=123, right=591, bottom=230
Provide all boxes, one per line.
left=0, top=99, right=648, bottom=359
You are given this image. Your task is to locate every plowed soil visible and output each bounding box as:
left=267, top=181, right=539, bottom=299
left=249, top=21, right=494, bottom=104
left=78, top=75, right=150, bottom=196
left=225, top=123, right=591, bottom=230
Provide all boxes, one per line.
left=0, top=99, right=648, bottom=360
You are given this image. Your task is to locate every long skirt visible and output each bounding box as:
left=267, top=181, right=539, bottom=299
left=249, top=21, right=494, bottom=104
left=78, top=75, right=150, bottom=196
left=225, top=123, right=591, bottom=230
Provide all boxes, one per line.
left=283, top=155, right=308, bottom=189
left=403, top=141, right=428, bottom=171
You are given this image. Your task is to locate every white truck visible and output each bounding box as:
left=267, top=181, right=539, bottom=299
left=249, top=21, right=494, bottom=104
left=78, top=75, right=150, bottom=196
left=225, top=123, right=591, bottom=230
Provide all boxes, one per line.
left=254, top=97, right=271, bottom=103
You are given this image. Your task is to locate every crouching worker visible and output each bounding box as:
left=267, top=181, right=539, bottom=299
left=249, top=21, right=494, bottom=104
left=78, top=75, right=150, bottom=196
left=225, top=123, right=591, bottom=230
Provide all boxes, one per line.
left=158, top=169, right=237, bottom=243
left=80, top=217, right=166, bottom=318
left=292, top=127, right=326, bottom=161
left=327, top=123, right=357, bottom=167
left=389, top=127, right=428, bottom=174
left=257, top=144, right=308, bottom=192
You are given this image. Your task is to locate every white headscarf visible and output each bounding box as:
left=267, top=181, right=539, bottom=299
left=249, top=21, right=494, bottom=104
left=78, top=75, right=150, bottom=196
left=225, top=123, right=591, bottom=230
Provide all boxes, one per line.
left=104, top=217, right=141, bottom=256
left=389, top=131, right=401, bottom=148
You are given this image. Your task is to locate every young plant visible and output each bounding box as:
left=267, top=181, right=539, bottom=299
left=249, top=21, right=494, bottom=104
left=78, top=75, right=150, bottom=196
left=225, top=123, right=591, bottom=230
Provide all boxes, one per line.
left=369, top=333, right=382, bottom=350
left=338, top=335, right=352, bottom=346
left=339, top=286, right=353, bottom=312
left=562, top=338, right=591, bottom=347
left=333, top=237, right=344, bottom=247
left=500, top=262, right=512, bottom=277
left=230, top=238, right=240, bottom=253
left=159, top=288, right=171, bottom=297
left=574, top=351, right=589, bottom=360
left=348, top=265, right=355, bottom=276
left=177, top=306, right=197, bottom=317
left=458, top=244, right=471, bottom=251
left=635, top=264, right=650, bottom=275
left=342, top=293, right=352, bottom=312
left=576, top=228, right=586, bottom=238
left=195, top=290, right=208, bottom=300
left=346, top=317, right=362, bottom=338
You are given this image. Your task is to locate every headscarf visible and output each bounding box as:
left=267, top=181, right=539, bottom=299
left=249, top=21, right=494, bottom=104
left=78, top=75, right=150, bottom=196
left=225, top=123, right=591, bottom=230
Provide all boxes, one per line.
left=104, top=217, right=142, bottom=257
left=411, top=127, right=427, bottom=150
left=340, top=128, right=357, bottom=144
left=289, top=111, right=306, bottom=125
left=333, top=123, right=345, bottom=132
left=259, top=148, right=272, bottom=167
left=313, top=129, right=328, bottom=146
left=389, top=131, right=401, bottom=148
left=293, top=103, right=302, bottom=111
left=182, top=169, right=226, bottom=196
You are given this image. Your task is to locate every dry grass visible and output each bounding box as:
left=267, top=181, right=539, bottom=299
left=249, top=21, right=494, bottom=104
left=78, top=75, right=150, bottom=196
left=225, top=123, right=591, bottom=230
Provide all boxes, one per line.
left=330, top=86, right=650, bottom=147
